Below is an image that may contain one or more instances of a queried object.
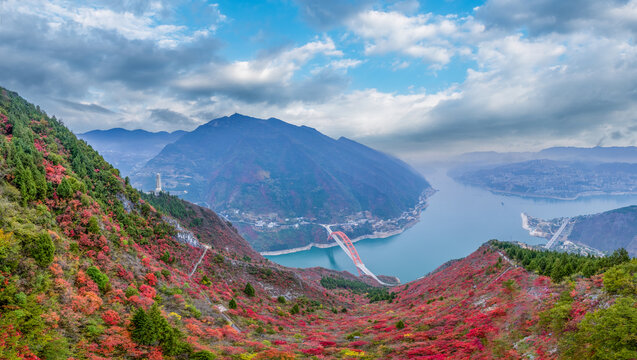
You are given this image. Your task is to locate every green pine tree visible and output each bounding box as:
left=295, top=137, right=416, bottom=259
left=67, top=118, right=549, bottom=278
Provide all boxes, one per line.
left=244, top=282, right=255, bottom=297
left=57, top=177, right=73, bottom=199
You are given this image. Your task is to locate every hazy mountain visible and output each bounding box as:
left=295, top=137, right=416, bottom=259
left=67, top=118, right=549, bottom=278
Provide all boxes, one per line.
left=568, top=206, right=637, bottom=257
left=538, top=146, right=637, bottom=163
left=454, top=159, right=637, bottom=199
left=132, top=113, right=432, bottom=251
left=78, top=128, right=186, bottom=175
left=453, top=146, right=637, bottom=168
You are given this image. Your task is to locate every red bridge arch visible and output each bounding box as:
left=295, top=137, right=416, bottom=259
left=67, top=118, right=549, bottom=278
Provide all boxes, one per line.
left=328, top=231, right=363, bottom=275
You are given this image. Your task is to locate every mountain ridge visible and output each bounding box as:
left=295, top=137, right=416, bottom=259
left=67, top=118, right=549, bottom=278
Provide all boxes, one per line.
left=131, top=113, right=432, bottom=251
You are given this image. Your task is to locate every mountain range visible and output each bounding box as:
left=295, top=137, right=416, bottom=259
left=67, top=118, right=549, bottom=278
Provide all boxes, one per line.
left=89, top=114, right=432, bottom=252
left=454, top=159, right=637, bottom=199
left=452, top=146, right=637, bottom=167
left=78, top=128, right=186, bottom=175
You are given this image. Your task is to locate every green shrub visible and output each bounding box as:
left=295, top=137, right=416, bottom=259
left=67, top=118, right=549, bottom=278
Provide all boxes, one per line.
left=130, top=303, right=187, bottom=355
left=30, top=232, right=55, bottom=267
left=14, top=292, right=26, bottom=305
left=201, top=275, right=211, bottom=286
left=185, top=304, right=202, bottom=319
left=244, top=282, right=255, bottom=297
left=160, top=250, right=173, bottom=264
left=396, top=320, right=405, bottom=329
left=539, top=290, right=573, bottom=333
left=192, top=350, right=216, bottom=360
left=125, top=285, right=139, bottom=298
left=562, top=297, right=637, bottom=359
left=604, top=259, right=637, bottom=296
left=56, top=178, right=73, bottom=199
left=87, top=216, right=100, bottom=234
left=277, top=296, right=286, bottom=304
left=367, top=288, right=397, bottom=303
left=290, top=303, right=300, bottom=315
left=320, top=276, right=371, bottom=293
left=40, top=337, right=70, bottom=360
left=86, top=266, right=110, bottom=292
left=228, top=298, right=237, bottom=309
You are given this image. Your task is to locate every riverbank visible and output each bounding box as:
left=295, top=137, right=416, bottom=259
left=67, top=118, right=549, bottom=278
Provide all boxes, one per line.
left=483, top=188, right=637, bottom=201
left=520, top=212, right=549, bottom=238
left=260, top=203, right=427, bottom=256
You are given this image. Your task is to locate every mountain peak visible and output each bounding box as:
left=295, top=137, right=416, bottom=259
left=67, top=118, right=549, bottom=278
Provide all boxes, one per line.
left=134, top=114, right=431, bottom=252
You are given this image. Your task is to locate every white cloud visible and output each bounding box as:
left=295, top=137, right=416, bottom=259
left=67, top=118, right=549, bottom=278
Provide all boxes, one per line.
left=346, top=10, right=475, bottom=66
left=175, top=37, right=344, bottom=96
left=3, top=0, right=637, bottom=157
left=2, top=0, right=224, bottom=47
left=329, top=58, right=364, bottom=70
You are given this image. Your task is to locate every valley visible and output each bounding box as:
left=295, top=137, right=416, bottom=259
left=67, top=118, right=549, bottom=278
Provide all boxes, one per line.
left=267, top=170, right=637, bottom=282
left=3, top=0, right=637, bottom=358
left=0, top=87, right=636, bottom=359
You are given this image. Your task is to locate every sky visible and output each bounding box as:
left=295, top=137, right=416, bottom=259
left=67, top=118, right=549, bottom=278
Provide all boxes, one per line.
left=0, top=0, right=636, bottom=159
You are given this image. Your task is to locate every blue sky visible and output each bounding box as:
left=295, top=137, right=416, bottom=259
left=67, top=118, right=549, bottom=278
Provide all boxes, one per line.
left=0, top=0, right=636, bottom=158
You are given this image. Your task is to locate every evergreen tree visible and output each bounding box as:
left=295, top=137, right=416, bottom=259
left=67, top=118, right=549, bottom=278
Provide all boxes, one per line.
left=244, top=282, right=255, bottom=297
left=57, top=177, right=73, bottom=198
left=131, top=307, right=154, bottom=345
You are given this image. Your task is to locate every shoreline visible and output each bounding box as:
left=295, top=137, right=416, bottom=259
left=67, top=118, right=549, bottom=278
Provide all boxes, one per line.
left=260, top=198, right=429, bottom=256
left=260, top=222, right=418, bottom=256
left=520, top=212, right=549, bottom=238
left=484, top=188, right=637, bottom=201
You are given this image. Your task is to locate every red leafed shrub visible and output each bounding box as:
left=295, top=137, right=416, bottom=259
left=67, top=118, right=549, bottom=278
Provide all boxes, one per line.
left=72, top=292, right=103, bottom=315
left=44, top=160, right=66, bottom=184
left=139, top=284, right=156, bottom=299
left=301, top=347, right=324, bottom=355
left=253, top=349, right=296, bottom=360
left=145, top=273, right=157, bottom=286
left=33, top=138, right=47, bottom=155
left=0, top=113, right=12, bottom=135
left=101, top=310, right=120, bottom=326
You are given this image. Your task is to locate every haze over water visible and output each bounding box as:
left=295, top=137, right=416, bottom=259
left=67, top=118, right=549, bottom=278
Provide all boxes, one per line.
left=266, top=168, right=637, bottom=283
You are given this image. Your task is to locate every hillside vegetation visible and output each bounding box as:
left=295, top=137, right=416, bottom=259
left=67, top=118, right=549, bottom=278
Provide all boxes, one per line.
left=0, top=87, right=636, bottom=359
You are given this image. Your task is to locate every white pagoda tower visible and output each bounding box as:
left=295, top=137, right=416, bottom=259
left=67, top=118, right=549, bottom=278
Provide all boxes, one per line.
left=154, top=173, right=162, bottom=194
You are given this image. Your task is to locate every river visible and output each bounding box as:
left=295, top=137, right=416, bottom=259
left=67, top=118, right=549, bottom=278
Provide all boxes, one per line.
left=265, top=168, right=637, bottom=283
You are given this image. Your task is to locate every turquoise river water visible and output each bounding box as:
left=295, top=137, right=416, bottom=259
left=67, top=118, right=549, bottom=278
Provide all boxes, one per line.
left=265, top=168, right=637, bottom=283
